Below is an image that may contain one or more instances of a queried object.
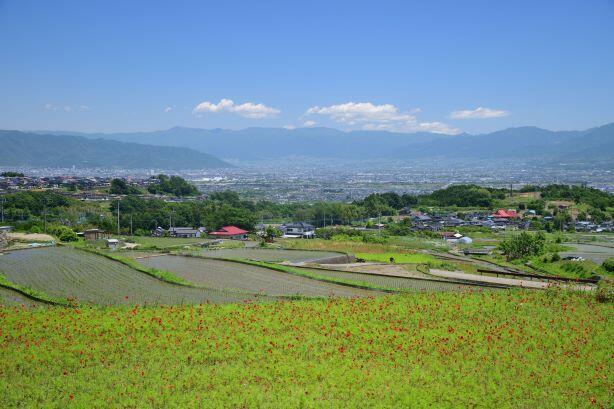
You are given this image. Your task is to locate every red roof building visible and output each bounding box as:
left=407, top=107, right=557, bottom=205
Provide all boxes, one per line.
left=209, top=226, right=248, bottom=239
left=492, top=209, right=518, bottom=218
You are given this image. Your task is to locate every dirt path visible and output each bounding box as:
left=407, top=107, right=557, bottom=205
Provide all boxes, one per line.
left=429, top=269, right=595, bottom=291
left=305, top=262, right=435, bottom=280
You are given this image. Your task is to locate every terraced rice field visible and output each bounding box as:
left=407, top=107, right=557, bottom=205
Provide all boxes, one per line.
left=199, top=248, right=346, bottom=263
left=137, top=255, right=382, bottom=297
left=0, top=247, right=271, bottom=305
left=0, top=286, right=44, bottom=307
left=298, top=268, right=502, bottom=292
left=560, top=243, right=614, bottom=264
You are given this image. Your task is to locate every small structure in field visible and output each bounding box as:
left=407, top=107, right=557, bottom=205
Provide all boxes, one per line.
left=279, top=222, right=315, bottom=238
left=106, top=238, right=119, bottom=250
left=209, top=226, right=248, bottom=240
left=84, top=229, right=106, bottom=241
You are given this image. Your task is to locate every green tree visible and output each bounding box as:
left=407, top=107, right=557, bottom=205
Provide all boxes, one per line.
left=110, top=179, right=140, bottom=195
left=499, top=232, right=546, bottom=261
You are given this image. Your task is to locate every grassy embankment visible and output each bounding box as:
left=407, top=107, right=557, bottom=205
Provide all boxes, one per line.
left=0, top=290, right=611, bottom=407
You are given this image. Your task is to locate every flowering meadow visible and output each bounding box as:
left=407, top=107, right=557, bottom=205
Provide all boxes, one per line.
left=1, top=290, right=612, bottom=408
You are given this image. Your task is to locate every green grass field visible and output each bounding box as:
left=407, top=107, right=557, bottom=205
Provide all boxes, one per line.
left=0, top=291, right=611, bottom=407
left=355, top=252, right=436, bottom=264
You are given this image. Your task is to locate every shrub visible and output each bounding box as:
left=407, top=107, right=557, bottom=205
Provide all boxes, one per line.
left=58, top=228, right=78, bottom=242
left=602, top=258, right=614, bottom=273
left=551, top=253, right=561, bottom=262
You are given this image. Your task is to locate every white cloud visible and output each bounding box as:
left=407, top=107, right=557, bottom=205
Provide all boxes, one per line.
left=43, top=103, right=57, bottom=111
left=302, top=120, right=317, bottom=127
left=306, top=102, right=416, bottom=125
left=283, top=124, right=296, bottom=130
left=193, top=98, right=280, bottom=119
left=305, top=101, right=459, bottom=134
left=164, top=106, right=173, bottom=113
left=450, top=107, right=509, bottom=119
left=63, top=106, right=72, bottom=112
left=79, top=105, right=90, bottom=112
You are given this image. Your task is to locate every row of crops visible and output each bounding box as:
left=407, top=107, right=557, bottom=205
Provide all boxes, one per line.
left=0, top=247, right=276, bottom=306
left=0, top=286, right=44, bottom=307
left=137, top=255, right=381, bottom=297
left=197, top=248, right=346, bottom=263
left=0, top=246, right=499, bottom=307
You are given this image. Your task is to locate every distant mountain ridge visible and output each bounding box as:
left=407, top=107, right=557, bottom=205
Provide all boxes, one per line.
left=0, top=130, right=230, bottom=169
left=34, top=123, right=614, bottom=163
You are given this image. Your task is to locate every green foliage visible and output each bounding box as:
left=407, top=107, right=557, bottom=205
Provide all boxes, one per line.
left=602, top=258, right=614, bottom=273
left=147, top=174, right=198, bottom=196
left=109, top=178, right=141, bottom=195
left=423, top=184, right=499, bottom=207
left=539, top=184, right=614, bottom=210
left=57, top=228, right=78, bottom=242
left=354, top=192, right=417, bottom=216
left=1, top=291, right=610, bottom=407
left=0, top=171, right=24, bottom=177
left=499, top=232, right=546, bottom=261
left=46, top=225, right=78, bottom=242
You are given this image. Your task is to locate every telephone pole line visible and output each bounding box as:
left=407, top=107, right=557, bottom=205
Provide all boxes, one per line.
left=116, top=201, right=120, bottom=236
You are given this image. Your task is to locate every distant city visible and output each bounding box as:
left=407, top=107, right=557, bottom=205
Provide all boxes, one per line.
left=2, top=157, right=611, bottom=203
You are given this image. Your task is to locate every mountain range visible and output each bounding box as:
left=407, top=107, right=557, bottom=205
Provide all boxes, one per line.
left=35, top=122, right=614, bottom=162
left=0, top=131, right=230, bottom=169
left=2, top=123, right=612, bottom=169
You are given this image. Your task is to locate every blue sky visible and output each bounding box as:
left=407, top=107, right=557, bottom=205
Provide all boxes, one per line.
left=0, top=0, right=612, bottom=134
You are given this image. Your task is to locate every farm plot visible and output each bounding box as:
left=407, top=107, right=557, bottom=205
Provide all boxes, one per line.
left=0, top=247, right=270, bottom=306
left=137, top=255, right=382, bottom=298
left=298, top=268, right=502, bottom=292
left=199, top=248, right=346, bottom=263
left=560, top=243, right=614, bottom=265
left=0, top=286, right=44, bottom=307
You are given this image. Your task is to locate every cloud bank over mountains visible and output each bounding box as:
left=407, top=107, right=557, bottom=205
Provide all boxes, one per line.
left=187, top=98, right=511, bottom=134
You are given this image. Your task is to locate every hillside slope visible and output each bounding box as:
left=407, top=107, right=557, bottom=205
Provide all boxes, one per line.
left=0, top=131, right=230, bottom=169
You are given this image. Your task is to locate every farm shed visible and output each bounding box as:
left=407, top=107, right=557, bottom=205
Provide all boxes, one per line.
left=106, top=239, right=119, bottom=249
left=84, top=229, right=106, bottom=241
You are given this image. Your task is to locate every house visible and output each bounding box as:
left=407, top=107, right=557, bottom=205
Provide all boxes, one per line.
left=84, top=228, right=106, bottom=241
left=168, top=227, right=206, bottom=238
left=209, top=226, right=248, bottom=240
left=0, top=226, right=14, bottom=233
left=106, top=238, right=119, bottom=250
left=491, top=209, right=518, bottom=219
left=279, top=222, right=315, bottom=238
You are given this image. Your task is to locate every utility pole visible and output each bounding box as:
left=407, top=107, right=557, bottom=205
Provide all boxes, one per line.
left=130, top=213, right=133, bottom=237
left=116, top=201, right=120, bottom=237
left=323, top=208, right=326, bottom=228
left=0, top=196, right=4, bottom=223
left=43, top=205, right=47, bottom=233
